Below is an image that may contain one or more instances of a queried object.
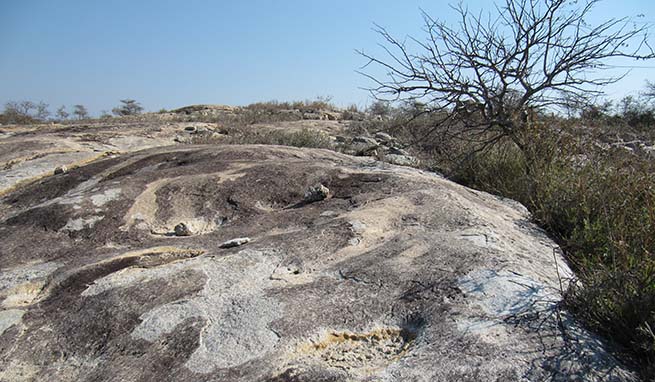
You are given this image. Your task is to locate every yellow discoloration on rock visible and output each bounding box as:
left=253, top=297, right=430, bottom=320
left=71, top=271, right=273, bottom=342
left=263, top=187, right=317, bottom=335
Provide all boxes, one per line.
left=0, top=148, right=79, bottom=170
left=288, top=327, right=415, bottom=377
left=95, top=246, right=206, bottom=266
left=1, top=280, right=47, bottom=308
left=0, top=359, right=39, bottom=382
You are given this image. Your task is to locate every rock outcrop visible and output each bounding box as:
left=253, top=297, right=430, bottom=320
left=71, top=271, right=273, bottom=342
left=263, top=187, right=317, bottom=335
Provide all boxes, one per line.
left=0, top=144, right=635, bottom=381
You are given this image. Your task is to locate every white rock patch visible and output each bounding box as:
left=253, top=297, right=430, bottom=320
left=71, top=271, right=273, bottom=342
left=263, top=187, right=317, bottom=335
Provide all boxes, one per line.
left=61, top=215, right=104, bottom=231
left=84, top=249, right=283, bottom=373
left=458, top=269, right=558, bottom=317
left=90, top=188, right=121, bottom=207
left=0, top=261, right=60, bottom=292
left=0, top=309, right=25, bottom=335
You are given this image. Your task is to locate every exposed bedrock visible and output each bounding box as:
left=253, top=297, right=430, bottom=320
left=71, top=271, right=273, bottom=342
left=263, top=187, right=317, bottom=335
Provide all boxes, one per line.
left=0, top=144, right=636, bottom=381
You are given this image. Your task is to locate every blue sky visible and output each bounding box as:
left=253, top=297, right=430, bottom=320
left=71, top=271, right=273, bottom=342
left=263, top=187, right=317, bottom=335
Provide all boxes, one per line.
left=1, top=0, right=654, bottom=115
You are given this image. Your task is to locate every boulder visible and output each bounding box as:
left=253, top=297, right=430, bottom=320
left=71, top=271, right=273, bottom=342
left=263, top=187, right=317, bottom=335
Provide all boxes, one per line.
left=303, top=184, right=330, bottom=203
left=388, top=146, right=411, bottom=156
left=174, top=222, right=192, bottom=236
left=302, top=112, right=323, bottom=120
left=53, top=165, right=68, bottom=175
left=0, top=145, right=635, bottom=381
left=383, top=153, right=419, bottom=167
left=349, top=136, right=379, bottom=156
left=375, top=132, right=395, bottom=144
left=322, top=111, right=341, bottom=121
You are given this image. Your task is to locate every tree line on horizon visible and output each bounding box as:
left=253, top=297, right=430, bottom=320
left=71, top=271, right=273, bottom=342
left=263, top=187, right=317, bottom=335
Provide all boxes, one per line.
left=0, top=99, right=144, bottom=124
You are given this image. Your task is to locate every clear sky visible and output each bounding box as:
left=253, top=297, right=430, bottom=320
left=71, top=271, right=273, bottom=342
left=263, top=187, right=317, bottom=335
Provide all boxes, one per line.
left=1, top=0, right=654, bottom=115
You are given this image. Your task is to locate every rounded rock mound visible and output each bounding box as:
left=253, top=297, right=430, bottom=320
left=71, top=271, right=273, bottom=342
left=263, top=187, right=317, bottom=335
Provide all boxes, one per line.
left=0, top=144, right=637, bottom=381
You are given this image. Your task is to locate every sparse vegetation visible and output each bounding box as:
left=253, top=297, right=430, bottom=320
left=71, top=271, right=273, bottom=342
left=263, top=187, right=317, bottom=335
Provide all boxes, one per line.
left=358, top=96, right=655, bottom=378
left=1, top=101, right=49, bottom=124
left=448, top=119, right=655, bottom=378
left=360, top=0, right=655, bottom=378
left=72, top=104, right=89, bottom=120
left=367, top=100, right=392, bottom=118
left=55, top=105, right=69, bottom=121
left=191, top=125, right=333, bottom=149
left=112, top=99, right=143, bottom=116
left=360, top=0, right=654, bottom=173
left=99, top=110, right=113, bottom=119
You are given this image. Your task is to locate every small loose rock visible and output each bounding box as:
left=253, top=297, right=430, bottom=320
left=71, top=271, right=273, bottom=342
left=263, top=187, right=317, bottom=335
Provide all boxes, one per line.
left=304, top=184, right=330, bottom=203
left=54, top=166, right=68, bottom=175
left=219, top=237, right=250, bottom=248
left=174, top=223, right=192, bottom=237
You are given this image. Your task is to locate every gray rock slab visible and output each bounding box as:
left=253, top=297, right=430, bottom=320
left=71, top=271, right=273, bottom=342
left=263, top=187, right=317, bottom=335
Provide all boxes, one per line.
left=0, top=144, right=637, bottom=382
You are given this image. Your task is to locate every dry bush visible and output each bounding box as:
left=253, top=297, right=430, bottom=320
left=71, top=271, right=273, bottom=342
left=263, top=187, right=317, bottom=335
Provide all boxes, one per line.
left=190, top=126, right=333, bottom=150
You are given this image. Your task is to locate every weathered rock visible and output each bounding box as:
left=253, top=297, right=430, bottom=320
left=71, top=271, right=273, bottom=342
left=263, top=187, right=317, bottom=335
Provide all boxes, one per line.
left=350, top=136, right=379, bottom=156
left=0, top=144, right=636, bottom=381
left=219, top=237, right=251, bottom=248
left=352, top=136, right=378, bottom=145
left=303, top=184, right=330, bottom=203
left=302, top=112, right=323, bottom=120
left=383, top=153, right=419, bottom=167
left=388, top=146, right=410, bottom=156
left=322, top=111, right=341, bottom=121
left=172, top=104, right=239, bottom=115
left=174, top=222, right=192, bottom=236
left=53, top=165, right=68, bottom=175
left=375, top=132, right=395, bottom=144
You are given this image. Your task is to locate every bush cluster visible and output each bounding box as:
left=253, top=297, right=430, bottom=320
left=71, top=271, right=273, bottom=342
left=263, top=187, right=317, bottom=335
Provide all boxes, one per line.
left=191, top=126, right=333, bottom=150
left=376, top=107, right=655, bottom=378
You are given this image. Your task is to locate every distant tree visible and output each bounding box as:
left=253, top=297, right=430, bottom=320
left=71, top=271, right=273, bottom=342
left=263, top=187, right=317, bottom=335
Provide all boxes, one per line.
left=616, top=90, right=655, bottom=128
left=367, top=100, right=392, bottom=117
left=56, top=105, right=69, bottom=120
left=619, top=96, right=639, bottom=117
left=112, top=99, right=143, bottom=116
left=642, top=80, right=655, bottom=101
left=2, top=101, right=51, bottom=123
left=34, top=101, right=50, bottom=121
left=99, top=110, right=112, bottom=119
left=580, top=100, right=613, bottom=121
left=3, top=101, right=36, bottom=123
left=72, top=104, right=89, bottom=120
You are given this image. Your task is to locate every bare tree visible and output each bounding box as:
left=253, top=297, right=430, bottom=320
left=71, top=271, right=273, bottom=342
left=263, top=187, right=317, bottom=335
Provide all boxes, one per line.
left=112, top=99, right=143, bottom=116
left=642, top=80, right=655, bottom=99
left=358, top=0, right=654, bottom=161
left=3, top=101, right=36, bottom=124
left=3, top=100, right=50, bottom=123
left=34, top=101, right=50, bottom=121
left=72, top=104, right=89, bottom=120
left=56, top=106, right=69, bottom=121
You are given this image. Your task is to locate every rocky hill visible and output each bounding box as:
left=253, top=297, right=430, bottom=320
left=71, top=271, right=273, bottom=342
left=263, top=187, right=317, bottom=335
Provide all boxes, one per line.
left=0, top=110, right=638, bottom=381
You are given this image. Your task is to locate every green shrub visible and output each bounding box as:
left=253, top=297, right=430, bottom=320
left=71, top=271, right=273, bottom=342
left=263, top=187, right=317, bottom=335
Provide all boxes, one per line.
left=435, top=124, right=655, bottom=378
